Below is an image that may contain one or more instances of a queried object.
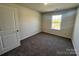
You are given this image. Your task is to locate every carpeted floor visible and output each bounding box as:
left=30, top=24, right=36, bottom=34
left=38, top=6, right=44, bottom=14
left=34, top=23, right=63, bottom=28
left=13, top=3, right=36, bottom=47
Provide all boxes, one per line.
left=1, top=32, right=76, bottom=56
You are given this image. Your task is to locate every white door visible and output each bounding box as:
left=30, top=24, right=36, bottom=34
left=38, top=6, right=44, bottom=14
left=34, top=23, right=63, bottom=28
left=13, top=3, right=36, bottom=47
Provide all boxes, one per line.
left=0, top=6, right=20, bottom=52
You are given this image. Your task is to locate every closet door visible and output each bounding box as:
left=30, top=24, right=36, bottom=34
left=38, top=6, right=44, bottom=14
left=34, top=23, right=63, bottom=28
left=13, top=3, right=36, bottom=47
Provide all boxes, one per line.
left=0, top=6, right=19, bottom=52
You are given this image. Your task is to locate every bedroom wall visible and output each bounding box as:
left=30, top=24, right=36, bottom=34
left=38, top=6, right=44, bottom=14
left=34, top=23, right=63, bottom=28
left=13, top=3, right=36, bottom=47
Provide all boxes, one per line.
left=42, top=9, right=77, bottom=38
left=18, top=6, right=41, bottom=40
left=72, top=7, right=79, bottom=56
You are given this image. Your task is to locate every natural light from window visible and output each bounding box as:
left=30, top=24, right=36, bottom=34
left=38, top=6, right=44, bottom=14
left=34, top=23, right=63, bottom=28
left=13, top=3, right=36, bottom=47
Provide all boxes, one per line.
left=51, top=15, right=62, bottom=30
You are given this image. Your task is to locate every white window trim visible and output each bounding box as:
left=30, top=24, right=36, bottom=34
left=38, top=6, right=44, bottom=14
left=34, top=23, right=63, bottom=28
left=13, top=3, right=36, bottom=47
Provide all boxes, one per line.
left=51, top=15, right=62, bottom=30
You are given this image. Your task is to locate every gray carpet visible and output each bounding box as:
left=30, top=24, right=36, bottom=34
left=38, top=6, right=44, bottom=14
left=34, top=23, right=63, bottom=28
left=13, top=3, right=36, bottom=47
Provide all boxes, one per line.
left=1, top=32, right=76, bottom=56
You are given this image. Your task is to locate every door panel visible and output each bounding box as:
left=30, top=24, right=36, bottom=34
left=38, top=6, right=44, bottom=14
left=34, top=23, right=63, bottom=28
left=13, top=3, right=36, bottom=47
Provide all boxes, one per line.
left=0, top=7, right=19, bottom=50
left=2, top=33, right=18, bottom=49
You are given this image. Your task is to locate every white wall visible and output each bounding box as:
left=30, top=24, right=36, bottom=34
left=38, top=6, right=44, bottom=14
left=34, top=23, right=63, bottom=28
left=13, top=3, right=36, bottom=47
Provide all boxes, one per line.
left=0, top=4, right=41, bottom=40
left=42, top=9, right=76, bottom=38
left=18, top=6, right=41, bottom=40
left=72, top=7, right=79, bottom=56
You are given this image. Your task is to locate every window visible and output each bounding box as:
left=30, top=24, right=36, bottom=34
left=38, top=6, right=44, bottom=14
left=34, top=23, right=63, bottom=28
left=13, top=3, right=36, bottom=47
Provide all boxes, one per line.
left=51, top=15, right=62, bottom=30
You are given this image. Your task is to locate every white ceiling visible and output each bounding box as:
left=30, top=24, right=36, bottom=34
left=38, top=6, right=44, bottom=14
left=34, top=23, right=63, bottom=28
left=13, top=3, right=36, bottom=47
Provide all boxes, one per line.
left=18, top=3, right=79, bottom=13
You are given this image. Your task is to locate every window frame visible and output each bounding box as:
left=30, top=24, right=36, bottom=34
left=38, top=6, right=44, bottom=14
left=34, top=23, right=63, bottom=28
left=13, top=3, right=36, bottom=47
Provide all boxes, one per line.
left=51, top=14, right=62, bottom=30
